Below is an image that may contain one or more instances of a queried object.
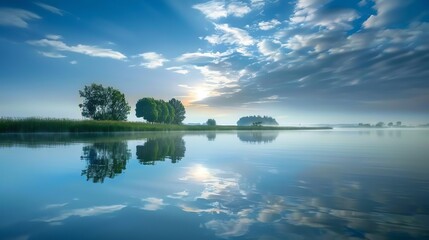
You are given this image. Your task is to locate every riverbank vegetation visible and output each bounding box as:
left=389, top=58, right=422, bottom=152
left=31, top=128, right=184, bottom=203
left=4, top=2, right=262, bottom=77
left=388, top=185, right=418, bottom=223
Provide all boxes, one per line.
left=0, top=118, right=331, bottom=133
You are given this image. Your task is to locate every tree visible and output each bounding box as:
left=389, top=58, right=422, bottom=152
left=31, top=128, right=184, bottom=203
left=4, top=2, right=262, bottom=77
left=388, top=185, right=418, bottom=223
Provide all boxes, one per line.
left=168, top=98, right=186, bottom=124
left=396, top=121, right=402, bottom=127
left=237, top=115, right=278, bottom=126
left=136, top=98, right=158, bottom=123
left=79, top=83, right=130, bottom=121
left=375, top=122, right=385, bottom=127
left=388, top=122, right=393, bottom=127
left=206, top=119, right=216, bottom=126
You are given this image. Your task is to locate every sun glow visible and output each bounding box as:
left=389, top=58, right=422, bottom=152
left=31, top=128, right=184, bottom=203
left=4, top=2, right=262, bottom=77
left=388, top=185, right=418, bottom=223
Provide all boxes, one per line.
left=187, top=164, right=213, bottom=182
left=193, top=87, right=210, bottom=101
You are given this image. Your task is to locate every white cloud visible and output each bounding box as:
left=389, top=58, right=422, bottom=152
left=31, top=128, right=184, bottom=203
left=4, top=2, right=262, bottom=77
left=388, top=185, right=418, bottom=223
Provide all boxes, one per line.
left=141, top=198, right=166, bottom=211
left=251, top=0, right=265, bottom=8
left=258, top=19, right=281, bottom=30
left=46, top=34, right=62, bottom=40
left=363, top=0, right=403, bottom=29
left=35, top=2, right=64, bottom=16
left=226, top=2, right=251, bottom=17
left=44, top=202, right=68, bottom=209
left=166, top=66, right=189, bottom=74
left=138, top=52, right=168, bottom=68
left=205, top=218, right=254, bottom=238
left=70, top=60, right=77, bottom=64
left=177, top=49, right=233, bottom=62
left=257, top=39, right=282, bottom=61
left=290, top=0, right=359, bottom=30
left=205, top=24, right=254, bottom=46
left=28, top=38, right=127, bottom=60
left=0, top=8, right=40, bottom=28
left=193, top=0, right=251, bottom=20
left=167, top=190, right=189, bottom=199
left=37, top=204, right=126, bottom=223
left=38, top=51, right=66, bottom=58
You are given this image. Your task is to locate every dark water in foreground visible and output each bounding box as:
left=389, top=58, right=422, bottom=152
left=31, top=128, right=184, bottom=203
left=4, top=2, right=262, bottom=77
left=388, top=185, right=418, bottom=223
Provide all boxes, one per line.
left=0, top=129, right=428, bottom=240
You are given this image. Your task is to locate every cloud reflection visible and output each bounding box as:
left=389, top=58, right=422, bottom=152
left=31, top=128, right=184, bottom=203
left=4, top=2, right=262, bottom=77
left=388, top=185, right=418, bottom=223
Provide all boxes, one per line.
left=37, top=204, right=126, bottom=223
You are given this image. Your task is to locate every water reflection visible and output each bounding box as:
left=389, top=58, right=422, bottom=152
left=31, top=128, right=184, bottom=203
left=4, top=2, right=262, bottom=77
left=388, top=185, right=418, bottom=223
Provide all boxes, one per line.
left=136, top=136, right=186, bottom=165
left=81, top=142, right=131, bottom=183
left=237, top=131, right=279, bottom=143
left=206, top=132, right=216, bottom=141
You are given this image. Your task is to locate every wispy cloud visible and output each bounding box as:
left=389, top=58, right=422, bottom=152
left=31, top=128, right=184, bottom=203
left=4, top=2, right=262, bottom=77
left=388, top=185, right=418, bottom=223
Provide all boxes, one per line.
left=166, top=66, right=189, bottom=74
left=28, top=37, right=127, bottom=60
left=38, top=51, right=66, bottom=58
left=177, top=49, right=233, bottom=63
left=141, top=197, right=166, bottom=211
left=37, top=204, right=126, bottom=223
left=0, top=8, right=40, bottom=28
left=137, top=52, right=168, bottom=68
left=193, top=0, right=252, bottom=20
left=35, top=2, right=64, bottom=16
left=258, top=19, right=281, bottom=30
left=363, top=0, right=404, bottom=29
left=205, top=23, right=254, bottom=46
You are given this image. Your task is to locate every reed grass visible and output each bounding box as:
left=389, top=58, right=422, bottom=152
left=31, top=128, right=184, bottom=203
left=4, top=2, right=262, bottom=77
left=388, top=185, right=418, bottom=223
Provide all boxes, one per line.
left=0, top=118, right=331, bottom=133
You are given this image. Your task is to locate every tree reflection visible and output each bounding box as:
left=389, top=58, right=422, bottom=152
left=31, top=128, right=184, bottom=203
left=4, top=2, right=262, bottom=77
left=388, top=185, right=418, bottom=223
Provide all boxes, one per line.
left=136, top=136, right=186, bottom=165
left=206, top=132, right=216, bottom=141
left=81, top=141, right=131, bottom=183
left=237, top=131, right=279, bottom=143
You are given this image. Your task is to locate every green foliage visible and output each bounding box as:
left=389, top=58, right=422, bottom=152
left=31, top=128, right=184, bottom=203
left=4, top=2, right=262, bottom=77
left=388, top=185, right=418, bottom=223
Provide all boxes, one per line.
left=81, top=142, right=131, bottom=183
left=0, top=118, right=331, bottom=133
left=136, top=98, right=158, bottom=123
left=79, top=83, right=131, bottom=121
left=136, top=97, right=185, bottom=124
left=169, top=98, right=186, bottom=124
left=237, top=115, right=278, bottom=126
left=206, top=119, right=216, bottom=126
left=136, top=136, right=186, bottom=165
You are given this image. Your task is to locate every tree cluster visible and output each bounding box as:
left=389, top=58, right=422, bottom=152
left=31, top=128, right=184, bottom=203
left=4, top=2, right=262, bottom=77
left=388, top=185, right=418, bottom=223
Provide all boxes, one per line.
left=237, top=115, right=279, bottom=126
left=136, top=136, right=186, bottom=164
left=79, top=84, right=131, bottom=121
left=135, top=98, right=185, bottom=124
left=206, top=119, right=216, bottom=126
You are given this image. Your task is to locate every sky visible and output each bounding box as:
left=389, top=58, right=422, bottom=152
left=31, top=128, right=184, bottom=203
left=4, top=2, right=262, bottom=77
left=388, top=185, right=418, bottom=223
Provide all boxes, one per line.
left=0, top=0, right=428, bottom=125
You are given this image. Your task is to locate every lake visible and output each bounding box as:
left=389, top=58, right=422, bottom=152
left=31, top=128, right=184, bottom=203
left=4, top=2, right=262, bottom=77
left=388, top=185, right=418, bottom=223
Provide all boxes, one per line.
left=1, top=129, right=428, bottom=239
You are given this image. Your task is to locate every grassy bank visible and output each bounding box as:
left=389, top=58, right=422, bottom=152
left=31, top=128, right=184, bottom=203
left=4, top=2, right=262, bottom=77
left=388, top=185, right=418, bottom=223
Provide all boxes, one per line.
left=0, top=118, right=331, bottom=133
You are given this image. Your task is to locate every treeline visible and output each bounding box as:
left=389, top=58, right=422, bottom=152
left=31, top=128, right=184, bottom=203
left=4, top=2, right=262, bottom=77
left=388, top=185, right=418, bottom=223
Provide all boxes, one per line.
left=135, top=98, right=185, bottom=124
left=78, top=83, right=186, bottom=124
left=237, top=115, right=279, bottom=126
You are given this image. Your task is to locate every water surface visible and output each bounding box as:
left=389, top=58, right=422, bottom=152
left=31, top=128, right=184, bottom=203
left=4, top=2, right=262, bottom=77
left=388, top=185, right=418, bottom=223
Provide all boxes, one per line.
left=1, top=129, right=428, bottom=239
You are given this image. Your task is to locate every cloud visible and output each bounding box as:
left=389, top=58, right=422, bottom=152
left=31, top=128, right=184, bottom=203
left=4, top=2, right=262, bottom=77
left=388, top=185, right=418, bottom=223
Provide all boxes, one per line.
left=177, top=49, right=233, bottom=63
left=0, top=8, right=40, bottom=28
left=35, top=2, right=64, bottom=16
left=193, top=0, right=251, bottom=20
left=38, top=51, right=67, bottom=58
left=28, top=38, right=127, bottom=60
left=257, top=39, right=282, bottom=61
left=166, top=66, right=189, bottom=74
left=37, top=204, right=126, bottom=223
left=138, top=52, right=168, bottom=68
left=363, top=0, right=404, bottom=29
left=226, top=2, right=251, bottom=17
left=205, top=218, right=254, bottom=238
left=167, top=190, right=189, bottom=199
left=205, top=23, right=254, bottom=46
left=290, top=0, right=359, bottom=30
left=258, top=19, right=281, bottom=30
left=70, top=60, right=77, bottom=64
left=46, top=34, right=62, bottom=40
left=141, top=197, right=166, bottom=211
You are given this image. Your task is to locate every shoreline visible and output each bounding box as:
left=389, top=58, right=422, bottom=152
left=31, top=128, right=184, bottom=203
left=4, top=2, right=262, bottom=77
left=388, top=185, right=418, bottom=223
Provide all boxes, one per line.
left=0, top=118, right=331, bottom=133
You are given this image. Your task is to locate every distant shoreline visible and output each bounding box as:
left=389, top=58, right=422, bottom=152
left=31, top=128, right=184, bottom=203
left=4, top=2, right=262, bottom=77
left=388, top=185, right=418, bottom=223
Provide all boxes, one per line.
left=0, top=118, right=331, bottom=133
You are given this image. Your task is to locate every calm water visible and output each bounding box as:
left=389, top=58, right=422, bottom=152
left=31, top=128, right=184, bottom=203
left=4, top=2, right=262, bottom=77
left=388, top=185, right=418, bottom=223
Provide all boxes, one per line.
left=1, top=129, right=429, bottom=239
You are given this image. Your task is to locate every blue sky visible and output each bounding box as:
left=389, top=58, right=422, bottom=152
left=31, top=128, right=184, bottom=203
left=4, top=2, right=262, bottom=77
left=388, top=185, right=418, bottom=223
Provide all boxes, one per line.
left=1, top=0, right=428, bottom=125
